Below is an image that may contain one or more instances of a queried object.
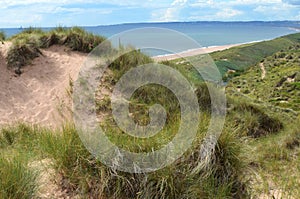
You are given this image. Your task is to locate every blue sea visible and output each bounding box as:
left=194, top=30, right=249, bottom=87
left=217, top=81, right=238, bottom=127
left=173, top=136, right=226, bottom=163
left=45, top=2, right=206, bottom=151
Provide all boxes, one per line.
left=1, top=21, right=299, bottom=56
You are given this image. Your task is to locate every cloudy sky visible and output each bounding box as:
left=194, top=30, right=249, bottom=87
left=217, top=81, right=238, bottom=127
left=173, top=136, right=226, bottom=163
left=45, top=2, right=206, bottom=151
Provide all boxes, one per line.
left=0, top=0, right=299, bottom=28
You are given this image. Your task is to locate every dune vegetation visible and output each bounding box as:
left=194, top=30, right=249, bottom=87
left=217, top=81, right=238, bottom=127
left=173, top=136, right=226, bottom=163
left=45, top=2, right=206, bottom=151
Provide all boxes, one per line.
left=6, top=27, right=106, bottom=71
left=0, top=31, right=5, bottom=43
left=0, top=28, right=299, bottom=198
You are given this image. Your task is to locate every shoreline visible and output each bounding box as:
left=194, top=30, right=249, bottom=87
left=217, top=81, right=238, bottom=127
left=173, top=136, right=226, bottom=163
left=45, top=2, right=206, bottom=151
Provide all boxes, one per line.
left=152, top=41, right=262, bottom=61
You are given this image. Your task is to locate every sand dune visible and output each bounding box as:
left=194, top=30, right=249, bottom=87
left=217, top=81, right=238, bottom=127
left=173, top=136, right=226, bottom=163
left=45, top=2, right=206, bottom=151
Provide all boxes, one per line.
left=0, top=43, right=86, bottom=128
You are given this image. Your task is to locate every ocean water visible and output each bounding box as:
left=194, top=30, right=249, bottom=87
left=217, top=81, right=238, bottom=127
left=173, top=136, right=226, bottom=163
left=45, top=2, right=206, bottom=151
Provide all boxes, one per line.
left=2, top=21, right=299, bottom=56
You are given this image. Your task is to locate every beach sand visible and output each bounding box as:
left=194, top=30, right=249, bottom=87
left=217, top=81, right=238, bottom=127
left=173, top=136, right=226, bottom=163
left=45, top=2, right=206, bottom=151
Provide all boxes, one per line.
left=152, top=43, right=241, bottom=61
left=0, top=42, right=242, bottom=128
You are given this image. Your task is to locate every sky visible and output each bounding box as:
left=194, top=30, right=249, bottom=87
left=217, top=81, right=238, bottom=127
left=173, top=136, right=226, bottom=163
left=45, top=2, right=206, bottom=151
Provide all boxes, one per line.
left=0, top=0, right=299, bottom=28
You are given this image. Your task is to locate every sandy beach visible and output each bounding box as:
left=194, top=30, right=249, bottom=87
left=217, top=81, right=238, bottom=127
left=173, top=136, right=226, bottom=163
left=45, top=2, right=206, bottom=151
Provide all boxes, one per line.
left=152, top=43, right=242, bottom=61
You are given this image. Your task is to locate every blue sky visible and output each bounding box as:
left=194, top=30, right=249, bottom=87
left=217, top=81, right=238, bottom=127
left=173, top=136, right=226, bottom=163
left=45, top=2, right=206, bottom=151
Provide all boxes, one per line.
left=0, top=0, right=299, bottom=28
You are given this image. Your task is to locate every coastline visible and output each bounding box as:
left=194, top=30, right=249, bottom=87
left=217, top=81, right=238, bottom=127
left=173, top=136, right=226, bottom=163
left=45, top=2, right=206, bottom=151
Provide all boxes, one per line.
left=152, top=41, right=262, bottom=61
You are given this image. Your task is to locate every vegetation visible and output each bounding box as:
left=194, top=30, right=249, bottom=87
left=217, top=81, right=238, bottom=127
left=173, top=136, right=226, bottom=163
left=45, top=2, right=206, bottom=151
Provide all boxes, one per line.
left=227, top=44, right=300, bottom=112
left=225, top=39, right=300, bottom=198
left=172, top=33, right=300, bottom=79
left=0, top=121, right=249, bottom=198
left=6, top=27, right=107, bottom=69
left=0, top=31, right=5, bottom=42
left=0, top=30, right=300, bottom=198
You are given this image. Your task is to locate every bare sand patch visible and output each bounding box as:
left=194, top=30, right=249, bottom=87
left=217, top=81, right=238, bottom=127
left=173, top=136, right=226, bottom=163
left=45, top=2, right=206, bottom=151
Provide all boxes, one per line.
left=0, top=44, right=86, bottom=128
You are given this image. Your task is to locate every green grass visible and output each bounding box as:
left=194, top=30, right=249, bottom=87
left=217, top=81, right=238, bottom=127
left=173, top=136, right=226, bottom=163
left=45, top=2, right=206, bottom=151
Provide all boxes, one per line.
left=6, top=27, right=107, bottom=69
left=248, top=119, right=300, bottom=198
left=0, top=156, right=38, bottom=199
left=226, top=44, right=300, bottom=112
left=0, top=122, right=249, bottom=198
left=171, top=33, right=300, bottom=79
left=224, top=39, right=300, bottom=198
left=0, top=31, right=5, bottom=42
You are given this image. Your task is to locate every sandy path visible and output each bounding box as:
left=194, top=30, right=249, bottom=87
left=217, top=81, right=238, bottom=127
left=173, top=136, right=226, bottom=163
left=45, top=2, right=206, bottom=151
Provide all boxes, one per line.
left=152, top=44, right=242, bottom=61
left=0, top=44, right=86, bottom=128
left=260, top=62, right=266, bottom=79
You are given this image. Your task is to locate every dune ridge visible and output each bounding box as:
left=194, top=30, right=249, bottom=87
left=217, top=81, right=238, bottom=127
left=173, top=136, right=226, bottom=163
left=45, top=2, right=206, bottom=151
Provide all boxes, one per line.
left=0, top=43, right=85, bottom=128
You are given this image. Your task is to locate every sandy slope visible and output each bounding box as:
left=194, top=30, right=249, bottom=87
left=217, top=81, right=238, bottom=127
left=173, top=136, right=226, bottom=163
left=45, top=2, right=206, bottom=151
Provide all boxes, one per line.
left=0, top=43, right=86, bottom=128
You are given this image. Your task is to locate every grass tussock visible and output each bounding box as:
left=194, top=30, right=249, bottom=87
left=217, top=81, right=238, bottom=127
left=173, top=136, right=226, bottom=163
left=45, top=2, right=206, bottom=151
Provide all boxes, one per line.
left=6, top=26, right=107, bottom=70
left=0, top=156, right=38, bottom=199
left=227, top=98, right=283, bottom=138
left=6, top=40, right=42, bottom=69
left=0, top=31, right=5, bottom=42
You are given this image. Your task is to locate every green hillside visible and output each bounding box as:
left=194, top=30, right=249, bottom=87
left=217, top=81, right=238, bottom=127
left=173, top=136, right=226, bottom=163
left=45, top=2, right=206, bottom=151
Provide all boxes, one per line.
left=227, top=44, right=300, bottom=112
left=172, top=33, right=300, bottom=79
left=225, top=40, right=300, bottom=198
left=212, top=33, right=300, bottom=72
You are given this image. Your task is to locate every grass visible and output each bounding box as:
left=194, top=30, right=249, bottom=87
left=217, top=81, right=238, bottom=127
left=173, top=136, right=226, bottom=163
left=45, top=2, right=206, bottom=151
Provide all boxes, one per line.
left=0, top=122, right=250, bottom=198
left=0, top=156, right=38, bottom=199
left=224, top=39, right=300, bottom=198
left=226, top=44, right=300, bottom=112
left=248, top=119, right=300, bottom=198
left=6, top=26, right=107, bottom=69
left=0, top=31, right=5, bottom=42
left=6, top=40, right=42, bottom=69
left=171, top=33, right=300, bottom=79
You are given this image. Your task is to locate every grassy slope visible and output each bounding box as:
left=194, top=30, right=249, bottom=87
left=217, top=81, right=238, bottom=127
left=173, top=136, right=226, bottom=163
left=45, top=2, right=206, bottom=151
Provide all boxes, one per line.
left=227, top=44, right=300, bottom=112
left=171, top=33, right=300, bottom=79
left=226, top=42, right=300, bottom=198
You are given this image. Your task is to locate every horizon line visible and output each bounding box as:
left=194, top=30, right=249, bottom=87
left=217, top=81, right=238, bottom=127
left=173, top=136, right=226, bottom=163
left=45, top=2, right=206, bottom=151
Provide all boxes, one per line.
left=1, top=20, right=299, bottom=29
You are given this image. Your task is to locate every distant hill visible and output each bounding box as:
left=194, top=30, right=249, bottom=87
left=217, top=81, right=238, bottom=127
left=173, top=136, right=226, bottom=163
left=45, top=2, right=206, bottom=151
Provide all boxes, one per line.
left=210, top=33, right=300, bottom=77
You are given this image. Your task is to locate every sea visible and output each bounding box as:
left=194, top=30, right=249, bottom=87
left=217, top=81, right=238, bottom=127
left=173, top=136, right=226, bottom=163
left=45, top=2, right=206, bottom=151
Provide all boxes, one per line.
left=1, top=21, right=299, bottom=56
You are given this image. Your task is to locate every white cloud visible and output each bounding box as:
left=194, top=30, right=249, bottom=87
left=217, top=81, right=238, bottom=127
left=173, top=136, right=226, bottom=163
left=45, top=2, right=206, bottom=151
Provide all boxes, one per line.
left=152, top=0, right=188, bottom=21
left=253, top=3, right=299, bottom=20
left=171, top=0, right=188, bottom=6
left=189, top=7, right=243, bottom=20
left=215, top=8, right=243, bottom=18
